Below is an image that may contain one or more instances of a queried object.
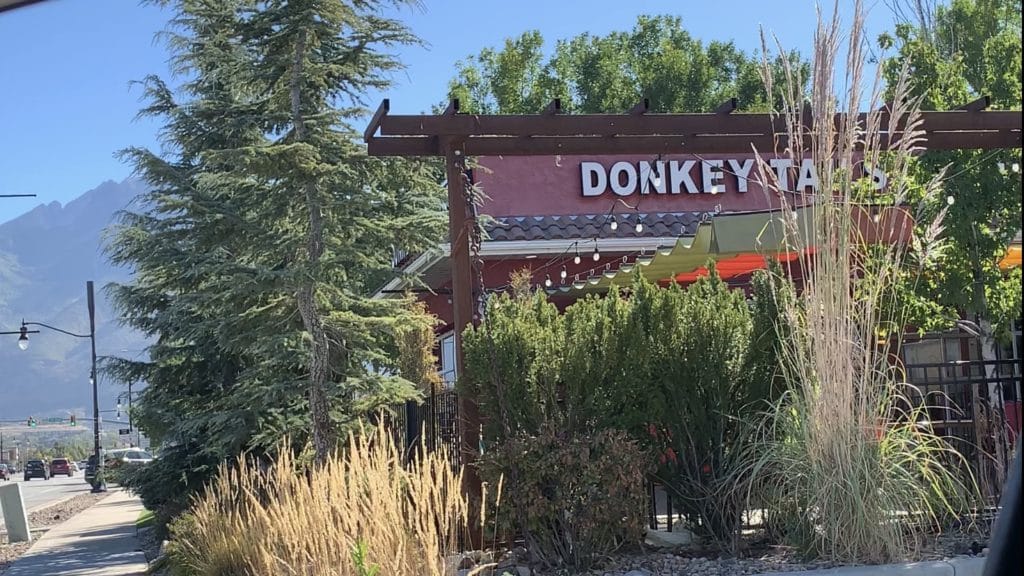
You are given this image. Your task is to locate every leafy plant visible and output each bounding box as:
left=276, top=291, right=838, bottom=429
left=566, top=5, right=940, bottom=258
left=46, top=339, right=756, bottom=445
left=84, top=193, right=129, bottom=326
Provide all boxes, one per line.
left=351, top=540, right=381, bottom=576
left=479, top=425, right=650, bottom=571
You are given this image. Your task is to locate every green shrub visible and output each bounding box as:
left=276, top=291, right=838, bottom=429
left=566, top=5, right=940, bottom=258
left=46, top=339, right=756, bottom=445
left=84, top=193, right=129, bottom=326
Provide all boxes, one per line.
left=479, top=425, right=650, bottom=571
left=117, top=442, right=223, bottom=537
left=463, top=268, right=790, bottom=548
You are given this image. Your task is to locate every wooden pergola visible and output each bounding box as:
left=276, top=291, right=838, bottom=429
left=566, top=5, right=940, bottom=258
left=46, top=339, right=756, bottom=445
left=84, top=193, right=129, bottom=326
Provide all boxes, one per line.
left=363, top=96, right=1022, bottom=503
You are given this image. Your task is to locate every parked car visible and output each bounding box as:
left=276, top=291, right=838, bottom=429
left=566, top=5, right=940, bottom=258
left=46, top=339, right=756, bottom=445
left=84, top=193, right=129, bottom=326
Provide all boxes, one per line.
left=23, top=459, right=49, bottom=481
left=0, top=464, right=9, bottom=481
left=105, top=448, right=154, bottom=468
left=50, top=458, right=74, bottom=477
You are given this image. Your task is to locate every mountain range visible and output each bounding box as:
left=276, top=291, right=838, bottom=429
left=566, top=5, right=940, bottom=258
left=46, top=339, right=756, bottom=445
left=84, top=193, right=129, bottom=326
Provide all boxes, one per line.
left=0, top=179, right=146, bottom=420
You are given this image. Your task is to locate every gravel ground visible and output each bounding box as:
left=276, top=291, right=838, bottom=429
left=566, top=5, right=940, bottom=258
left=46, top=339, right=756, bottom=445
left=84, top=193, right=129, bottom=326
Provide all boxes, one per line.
left=0, top=491, right=108, bottom=574
left=576, top=527, right=992, bottom=576
left=464, top=522, right=993, bottom=576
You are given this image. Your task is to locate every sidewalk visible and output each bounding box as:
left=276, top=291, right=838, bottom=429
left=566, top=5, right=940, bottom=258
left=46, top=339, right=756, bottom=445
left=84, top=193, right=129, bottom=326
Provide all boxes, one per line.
left=3, top=488, right=149, bottom=576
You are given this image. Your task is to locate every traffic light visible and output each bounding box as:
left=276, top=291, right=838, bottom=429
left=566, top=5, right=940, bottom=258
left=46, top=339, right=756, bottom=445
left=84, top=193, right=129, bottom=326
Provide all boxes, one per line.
left=69, top=414, right=77, bottom=426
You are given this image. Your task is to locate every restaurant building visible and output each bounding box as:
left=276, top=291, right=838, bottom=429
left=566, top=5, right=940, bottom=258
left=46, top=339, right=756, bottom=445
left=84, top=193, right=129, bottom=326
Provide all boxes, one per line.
left=377, top=153, right=1022, bottom=449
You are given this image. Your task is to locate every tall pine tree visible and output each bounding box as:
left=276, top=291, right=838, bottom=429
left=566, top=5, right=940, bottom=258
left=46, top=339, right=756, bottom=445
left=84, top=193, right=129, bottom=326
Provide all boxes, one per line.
left=108, top=0, right=444, bottom=496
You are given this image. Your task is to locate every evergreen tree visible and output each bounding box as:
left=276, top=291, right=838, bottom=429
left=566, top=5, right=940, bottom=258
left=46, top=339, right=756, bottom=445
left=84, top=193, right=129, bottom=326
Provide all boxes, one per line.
left=107, top=0, right=445, bottom=518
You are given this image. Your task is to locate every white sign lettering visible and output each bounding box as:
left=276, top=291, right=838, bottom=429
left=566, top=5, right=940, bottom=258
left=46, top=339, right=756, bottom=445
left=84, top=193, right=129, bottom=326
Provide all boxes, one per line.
left=580, top=157, right=885, bottom=197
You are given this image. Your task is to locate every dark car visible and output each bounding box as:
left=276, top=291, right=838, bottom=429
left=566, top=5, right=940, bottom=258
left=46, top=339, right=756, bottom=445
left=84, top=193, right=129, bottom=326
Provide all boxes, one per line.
left=0, top=463, right=9, bottom=481
left=50, top=458, right=74, bottom=477
left=23, top=459, right=49, bottom=481
left=84, top=454, right=98, bottom=484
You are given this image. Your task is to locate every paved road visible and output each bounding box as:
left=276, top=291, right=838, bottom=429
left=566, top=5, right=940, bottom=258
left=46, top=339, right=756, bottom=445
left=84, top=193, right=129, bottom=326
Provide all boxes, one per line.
left=1, top=475, right=91, bottom=531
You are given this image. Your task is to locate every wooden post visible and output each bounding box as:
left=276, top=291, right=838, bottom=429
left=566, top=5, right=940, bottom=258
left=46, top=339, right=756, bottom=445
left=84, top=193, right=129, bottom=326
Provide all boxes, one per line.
left=444, top=137, right=483, bottom=544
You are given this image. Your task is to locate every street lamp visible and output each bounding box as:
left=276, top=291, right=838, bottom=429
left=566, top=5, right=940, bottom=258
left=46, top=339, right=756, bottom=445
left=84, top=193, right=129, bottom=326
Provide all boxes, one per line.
left=14, top=281, right=105, bottom=492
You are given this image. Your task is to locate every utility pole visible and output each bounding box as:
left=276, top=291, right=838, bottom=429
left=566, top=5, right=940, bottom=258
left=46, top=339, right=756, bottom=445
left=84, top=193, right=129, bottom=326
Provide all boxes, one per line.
left=87, top=281, right=103, bottom=489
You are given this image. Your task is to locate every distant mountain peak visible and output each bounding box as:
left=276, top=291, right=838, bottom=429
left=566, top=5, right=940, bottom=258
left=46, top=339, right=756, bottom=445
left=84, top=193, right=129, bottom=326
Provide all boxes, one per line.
left=0, top=178, right=145, bottom=418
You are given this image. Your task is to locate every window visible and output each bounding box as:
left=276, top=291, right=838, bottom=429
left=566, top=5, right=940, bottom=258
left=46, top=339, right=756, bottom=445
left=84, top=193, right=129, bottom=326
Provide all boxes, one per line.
left=439, top=332, right=456, bottom=389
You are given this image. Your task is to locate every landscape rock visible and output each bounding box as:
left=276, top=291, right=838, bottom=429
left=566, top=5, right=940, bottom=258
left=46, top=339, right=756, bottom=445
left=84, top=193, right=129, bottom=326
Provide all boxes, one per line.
left=644, top=527, right=694, bottom=548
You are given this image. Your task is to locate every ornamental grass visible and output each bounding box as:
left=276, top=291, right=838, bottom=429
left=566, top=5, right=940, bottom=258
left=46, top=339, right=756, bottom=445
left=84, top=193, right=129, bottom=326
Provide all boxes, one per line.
left=740, top=0, right=979, bottom=564
left=166, top=424, right=469, bottom=576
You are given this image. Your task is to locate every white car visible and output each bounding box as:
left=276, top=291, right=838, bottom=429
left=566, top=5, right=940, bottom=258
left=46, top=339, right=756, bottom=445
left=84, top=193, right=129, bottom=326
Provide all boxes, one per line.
left=105, top=448, right=154, bottom=467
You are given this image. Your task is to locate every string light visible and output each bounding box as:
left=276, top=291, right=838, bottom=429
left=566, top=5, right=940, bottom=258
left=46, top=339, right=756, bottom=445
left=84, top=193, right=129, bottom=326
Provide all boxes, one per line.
left=573, top=246, right=581, bottom=265
left=710, top=185, right=720, bottom=194
left=544, top=274, right=552, bottom=288
left=593, top=245, right=600, bottom=261
left=652, top=154, right=663, bottom=188
left=635, top=217, right=644, bottom=233
left=609, top=216, right=618, bottom=231
left=946, top=195, right=955, bottom=206
left=560, top=265, right=568, bottom=280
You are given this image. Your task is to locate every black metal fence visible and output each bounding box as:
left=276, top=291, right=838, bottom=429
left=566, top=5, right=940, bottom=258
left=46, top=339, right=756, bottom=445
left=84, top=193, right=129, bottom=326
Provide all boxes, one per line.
left=903, top=358, right=1021, bottom=500
left=386, top=389, right=461, bottom=470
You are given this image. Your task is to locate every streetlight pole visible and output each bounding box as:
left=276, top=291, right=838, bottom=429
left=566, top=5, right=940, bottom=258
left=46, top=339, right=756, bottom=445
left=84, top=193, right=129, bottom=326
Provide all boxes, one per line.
left=15, top=281, right=105, bottom=492
left=87, top=280, right=100, bottom=481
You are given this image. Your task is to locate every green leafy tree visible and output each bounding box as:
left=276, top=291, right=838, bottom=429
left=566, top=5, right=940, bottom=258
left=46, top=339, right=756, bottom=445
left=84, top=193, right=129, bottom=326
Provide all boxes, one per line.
left=881, top=0, right=1021, bottom=336
left=447, top=15, right=806, bottom=113
left=881, top=0, right=1021, bottom=494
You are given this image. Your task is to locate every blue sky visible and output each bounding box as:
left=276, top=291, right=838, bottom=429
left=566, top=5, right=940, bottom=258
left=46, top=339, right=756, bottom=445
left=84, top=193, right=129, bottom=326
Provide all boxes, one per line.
left=0, top=0, right=891, bottom=223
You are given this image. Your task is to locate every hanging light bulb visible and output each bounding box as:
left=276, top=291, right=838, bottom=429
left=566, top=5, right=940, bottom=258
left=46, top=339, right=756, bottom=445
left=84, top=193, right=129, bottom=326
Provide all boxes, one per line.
left=946, top=195, right=955, bottom=206
left=710, top=185, right=720, bottom=195
left=635, top=215, right=644, bottom=233
left=593, top=245, right=601, bottom=261
left=609, top=216, right=618, bottom=231
left=544, top=274, right=552, bottom=288
left=573, top=247, right=581, bottom=265
left=603, top=264, right=617, bottom=278
left=560, top=265, right=568, bottom=280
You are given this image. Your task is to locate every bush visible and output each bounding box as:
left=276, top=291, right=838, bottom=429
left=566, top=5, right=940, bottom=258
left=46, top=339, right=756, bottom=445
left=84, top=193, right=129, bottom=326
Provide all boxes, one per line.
left=479, top=425, right=650, bottom=571
left=116, top=442, right=223, bottom=538
left=164, top=424, right=467, bottom=576
left=463, top=269, right=785, bottom=547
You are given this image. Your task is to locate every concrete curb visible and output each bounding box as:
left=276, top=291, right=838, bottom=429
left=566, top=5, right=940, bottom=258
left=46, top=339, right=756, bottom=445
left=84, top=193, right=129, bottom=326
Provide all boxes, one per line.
left=765, top=557, right=986, bottom=576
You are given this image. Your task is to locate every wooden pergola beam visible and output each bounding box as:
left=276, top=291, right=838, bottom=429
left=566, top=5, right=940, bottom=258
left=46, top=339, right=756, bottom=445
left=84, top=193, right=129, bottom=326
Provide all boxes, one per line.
left=368, top=130, right=1022, bottom=156
left=369, top=110, right=1020, bottom=141
left=715, top=98, right=738, bottom=114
